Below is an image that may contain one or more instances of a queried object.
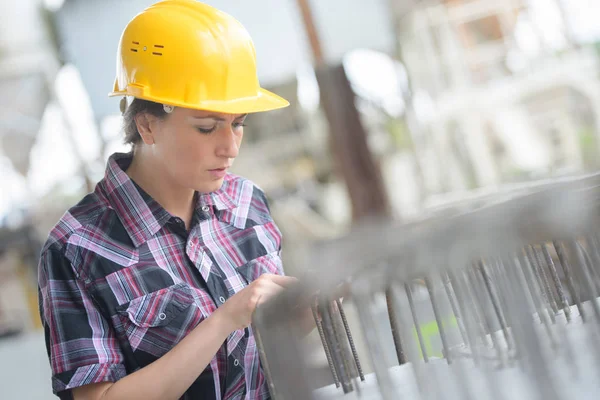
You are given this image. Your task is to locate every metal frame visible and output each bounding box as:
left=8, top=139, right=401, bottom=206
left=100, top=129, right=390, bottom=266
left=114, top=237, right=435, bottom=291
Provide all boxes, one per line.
left=253, top=171, right=600, bottom=399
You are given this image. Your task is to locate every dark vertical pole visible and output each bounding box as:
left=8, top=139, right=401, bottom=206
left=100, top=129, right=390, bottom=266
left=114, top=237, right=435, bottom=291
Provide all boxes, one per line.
left=295, top=0, right=391, bottom=222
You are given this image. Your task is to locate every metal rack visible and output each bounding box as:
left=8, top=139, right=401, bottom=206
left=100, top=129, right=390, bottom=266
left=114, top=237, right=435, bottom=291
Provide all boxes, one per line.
left=253, top=172, right=600, bottom=400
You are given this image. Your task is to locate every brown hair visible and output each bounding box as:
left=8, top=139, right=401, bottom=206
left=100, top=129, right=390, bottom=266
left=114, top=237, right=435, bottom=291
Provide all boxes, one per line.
left=122, top=98, right=168, bottom=146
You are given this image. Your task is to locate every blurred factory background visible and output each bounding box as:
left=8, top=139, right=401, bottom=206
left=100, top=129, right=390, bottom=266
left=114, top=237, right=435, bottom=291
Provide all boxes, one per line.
left=0, top=0, right=599, bottom=398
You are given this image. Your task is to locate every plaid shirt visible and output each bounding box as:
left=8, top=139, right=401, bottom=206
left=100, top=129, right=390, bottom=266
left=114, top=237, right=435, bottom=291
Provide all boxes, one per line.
left=38, top=152, right=283, bottom=400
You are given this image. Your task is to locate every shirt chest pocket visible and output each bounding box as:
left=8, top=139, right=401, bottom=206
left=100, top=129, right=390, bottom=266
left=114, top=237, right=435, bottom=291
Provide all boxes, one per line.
left=235, top=251, right=283, bottom=284
left=116, top=283, right=203, bottom=365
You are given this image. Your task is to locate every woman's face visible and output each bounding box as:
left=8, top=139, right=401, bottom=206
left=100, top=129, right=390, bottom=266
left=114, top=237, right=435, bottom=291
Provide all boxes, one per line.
left=141, top=106, right=246, bottom=193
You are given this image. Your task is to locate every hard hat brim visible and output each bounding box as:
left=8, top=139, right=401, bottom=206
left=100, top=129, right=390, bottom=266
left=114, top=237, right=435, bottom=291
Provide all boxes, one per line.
left=109, top=87, right=290, bottom=115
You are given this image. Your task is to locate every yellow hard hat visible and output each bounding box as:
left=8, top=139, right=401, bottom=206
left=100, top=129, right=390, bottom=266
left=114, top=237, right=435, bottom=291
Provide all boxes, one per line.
left=109, top=0, right=289, bottom=114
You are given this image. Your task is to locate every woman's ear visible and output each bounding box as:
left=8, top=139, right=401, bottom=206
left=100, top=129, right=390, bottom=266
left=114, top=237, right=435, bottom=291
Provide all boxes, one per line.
left=134, top=112, right=155, bottom=145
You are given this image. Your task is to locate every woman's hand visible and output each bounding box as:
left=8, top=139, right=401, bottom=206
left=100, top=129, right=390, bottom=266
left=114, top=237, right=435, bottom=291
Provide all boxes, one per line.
left=215, top=273, right=298, bottom=333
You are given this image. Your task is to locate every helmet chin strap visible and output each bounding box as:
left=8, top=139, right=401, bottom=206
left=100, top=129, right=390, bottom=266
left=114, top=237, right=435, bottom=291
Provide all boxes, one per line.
left=163, top=104, right=174, bottom=114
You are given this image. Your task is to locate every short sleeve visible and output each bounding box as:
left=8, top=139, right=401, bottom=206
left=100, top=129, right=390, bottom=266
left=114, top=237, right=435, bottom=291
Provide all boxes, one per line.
left=38, top=248, right=127, bottom=398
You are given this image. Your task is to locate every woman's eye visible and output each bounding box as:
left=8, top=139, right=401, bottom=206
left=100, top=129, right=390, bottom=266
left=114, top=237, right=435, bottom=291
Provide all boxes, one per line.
left=233, top=121, right=247, bottom=129
left=196, top=126, right=216, bottom=134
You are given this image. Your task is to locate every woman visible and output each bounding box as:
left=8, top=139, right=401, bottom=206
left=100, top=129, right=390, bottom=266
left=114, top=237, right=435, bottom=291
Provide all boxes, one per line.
left=38, top=1, right=307, bottom=399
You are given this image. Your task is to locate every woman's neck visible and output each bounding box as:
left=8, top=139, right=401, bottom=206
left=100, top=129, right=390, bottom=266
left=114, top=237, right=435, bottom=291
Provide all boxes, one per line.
left=126, top=148, right=196, bottom=228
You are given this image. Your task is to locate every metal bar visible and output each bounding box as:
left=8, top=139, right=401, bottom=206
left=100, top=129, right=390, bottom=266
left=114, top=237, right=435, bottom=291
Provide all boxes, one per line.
left=508, top=257, right=561, bottom=400
left=329, top=300, right=357, bottom=393
left=542, top=243, right=571, bottom=322
left=425, top=276, right=452, bottom=363
left=471, top=265, right=506, bottom=366
left=532, top=245, right=560, bottom=314
left=352, top=289, right=397, bottom=400
left=385, top=289, right=408, bottom=365
left=465, top=266, right=493, bottom=347
left=479, top=260, right=512, bottom=350
left=448, top=268, right=482, bottom=365
left=335, top=299, right=365, bottom=380
left=525, top=245, right=556, bottom=323
left=252, top=321, right=279, bottom=399
left=572, top=241, right=600, bottom=323
left=405, top=281, right=429, bottom=362
left=576, top=240, right=600, bottom=299
left=554, top=241, right=586, bottom=321
left=443, top=271, right=470, bottom=348
left=311, top=302, right=340, bottom=388
left=518, top=251, right=557, bottom=350
left=320, top=298, right=353, bottom=393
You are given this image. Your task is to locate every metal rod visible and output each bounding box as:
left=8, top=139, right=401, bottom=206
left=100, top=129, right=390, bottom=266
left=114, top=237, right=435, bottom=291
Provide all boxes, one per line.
left=252, top=320, right=279, bottom=399
left=389, top=284, right=437, bottom=400
left=311, top=302, right=340, bottom=388
left=518, top=251, right=557, bottom=350
left=508, top=256, right=561, bottom=400
left=319, top=299, right=352, bottom=393
left=479, top=260, right=512, bottom=350
left=352, top=290, right=397, bottom=400
left=425, top=276, right=452, bottom=364
left=465, top=266, right=493, bottom=347
left=554, top=241, right=586, bottom=322
left=472, top=264, right=506, bottom=367
left=542, top=243, right=571, bottom=322
left=329, top=300, right=357, bottom=393
left=385, top=288, right=408, bottom=365
left=320, top=298, right=353, bottom=393
left=572, top=241, right=600, bottom=322
left=532, top=245, right=560, bottom=315
left=525, top=245, right=556, bottom=323
left=405, top=281, right=429, bottom=362
left=586, top=235, right=600, bottom=292
left=443, top=271, right=470, bottom=348
left=448, top=269, right=482, bottom=365
left=576, top=240, right=600, bottom=299
left=335, top=299, right=365, bottom=380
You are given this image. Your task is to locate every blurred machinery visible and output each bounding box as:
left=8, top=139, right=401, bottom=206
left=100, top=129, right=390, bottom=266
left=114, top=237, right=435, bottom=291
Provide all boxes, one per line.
left=253, top=172, right=600, bottom=399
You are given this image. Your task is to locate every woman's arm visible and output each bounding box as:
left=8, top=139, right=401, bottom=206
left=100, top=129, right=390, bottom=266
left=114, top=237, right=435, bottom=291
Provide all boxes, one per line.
left=73, top=308, right=231, bottom=400
left=73, top=273, right=296, bottom=400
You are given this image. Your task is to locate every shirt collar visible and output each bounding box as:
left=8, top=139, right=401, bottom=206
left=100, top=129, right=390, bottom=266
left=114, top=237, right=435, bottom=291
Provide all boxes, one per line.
left=99, top=152, right=239, bottom=247
left=196, top=174, right=239, bottom=212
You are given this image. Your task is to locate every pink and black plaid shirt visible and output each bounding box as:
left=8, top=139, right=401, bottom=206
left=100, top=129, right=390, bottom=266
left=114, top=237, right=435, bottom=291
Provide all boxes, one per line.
left=38, top=152, right=284, bottom=399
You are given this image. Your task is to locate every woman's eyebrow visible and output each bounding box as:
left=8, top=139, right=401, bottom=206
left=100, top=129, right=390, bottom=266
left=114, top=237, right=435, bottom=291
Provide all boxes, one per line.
left=190, top=113, right=247, bottom=122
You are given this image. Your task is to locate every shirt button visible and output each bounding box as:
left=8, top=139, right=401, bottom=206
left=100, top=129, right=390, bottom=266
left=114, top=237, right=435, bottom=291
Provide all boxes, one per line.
left=234, top=359, right=240, bottom=367
left=202, top=205, right=210, bottom=212
left=158, top=312, right=167, bottom=320
left=219, top=296, right=226, bottom=303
